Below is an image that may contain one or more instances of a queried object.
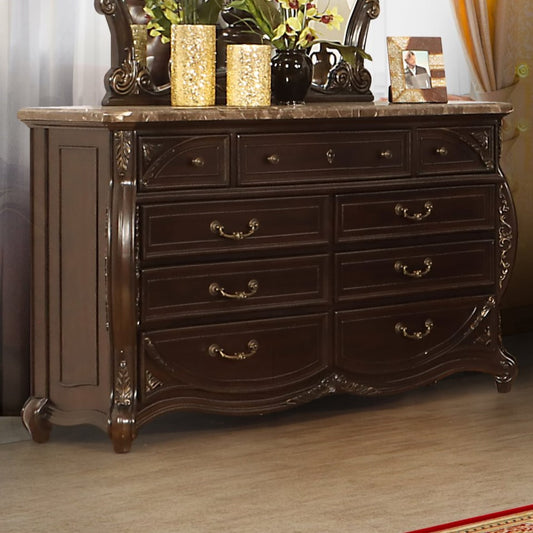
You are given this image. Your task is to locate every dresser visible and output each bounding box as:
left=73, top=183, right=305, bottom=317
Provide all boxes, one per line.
left=18, top=102, right=517, bottom=452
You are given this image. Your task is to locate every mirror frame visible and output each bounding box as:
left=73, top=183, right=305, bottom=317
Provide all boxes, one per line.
left=95, top=0, right=379, bottom=105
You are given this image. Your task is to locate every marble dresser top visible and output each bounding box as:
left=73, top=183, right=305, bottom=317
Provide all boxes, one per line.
left=18, top=101, right=513, bottom=126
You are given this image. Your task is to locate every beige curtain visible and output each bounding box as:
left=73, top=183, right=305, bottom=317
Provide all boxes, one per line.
left=452, top=0, right=533, bottom=322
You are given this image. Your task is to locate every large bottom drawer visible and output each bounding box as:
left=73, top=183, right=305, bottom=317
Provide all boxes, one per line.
left=336, top=296, right=496, bottom=377
left=141, top=314, right=329, bottom=397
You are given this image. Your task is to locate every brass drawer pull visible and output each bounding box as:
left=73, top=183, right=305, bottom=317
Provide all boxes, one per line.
left=326, top=149, right=335, bottom=164
left=209, top=279, right=259, bottom=300
left=209, top=339, right=259, bottom=360
left=435, top=146, right=448, bottom=156
left=395, top=319, right=434, bottom=341
left=191, top=156, right=205, bottom=167
left=380, top=149, right=393, bottom=159
left=394, top=258, right=433, bottom=279
left=267, top=154, right=280, bottom=165
left=395, top=201, right=433, bottom=221
left=210, top=218, right=259, bottom=240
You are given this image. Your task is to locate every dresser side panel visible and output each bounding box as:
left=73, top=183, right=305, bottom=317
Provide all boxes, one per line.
left=47, top=128, right=112, bottom=413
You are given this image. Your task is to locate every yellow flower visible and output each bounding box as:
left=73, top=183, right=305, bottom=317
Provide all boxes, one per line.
left=320, top=7, right=344, bottom=31
left=273, top=17, right=302, bottom=41
left=297, top=26, right=318, bottom=48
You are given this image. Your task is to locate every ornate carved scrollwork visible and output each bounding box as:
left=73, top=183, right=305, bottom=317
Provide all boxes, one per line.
left=97, top=0, right=116, bottom=15
left=109, top=129, right=138, bottom=452
left=455, top=128, right=495, bottom=170
left=287, top=373, right=381, bottom=406
left=115, top=130, right=133, bottom=176
left=95, top=0, right=171, bottom=105
left=309, top=0, right=379, bottom=101
left=142, top=142, right=164, bottom=169
left=498, top=184, right=513, bottom=290
left=474, top=326, right=493, bottom=346
left=146, top=370, right=164, bottom=393
left=115, top=360, right=133, bottom=406
left=469, top=296, right=495, bottom=333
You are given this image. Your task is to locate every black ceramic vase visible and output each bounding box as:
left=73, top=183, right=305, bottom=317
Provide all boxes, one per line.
left=271, top=49, right=313, bottom=105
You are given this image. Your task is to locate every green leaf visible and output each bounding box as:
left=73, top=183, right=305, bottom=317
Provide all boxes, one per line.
left=197, top=0, right=225, bottom=25
left=315, top=40, right=372, bottom=65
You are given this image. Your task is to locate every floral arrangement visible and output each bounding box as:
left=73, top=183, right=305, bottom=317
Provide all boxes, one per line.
left=229, top=0, right=370, bottom=60
left=143, top=0, right=223, bottom=42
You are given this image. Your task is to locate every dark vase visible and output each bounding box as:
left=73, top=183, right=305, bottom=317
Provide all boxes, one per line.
left=271, top=49, right=313, bottom=105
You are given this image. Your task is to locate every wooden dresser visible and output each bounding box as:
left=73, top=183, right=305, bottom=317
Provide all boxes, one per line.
left=18, top=102, right=517, bottom=452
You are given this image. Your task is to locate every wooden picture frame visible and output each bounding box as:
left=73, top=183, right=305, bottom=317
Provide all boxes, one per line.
left=387, top=36, right=447, bottom=103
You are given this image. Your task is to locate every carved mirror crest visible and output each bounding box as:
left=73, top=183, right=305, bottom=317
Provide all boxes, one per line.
left=95, top=0, right=379, bottom=105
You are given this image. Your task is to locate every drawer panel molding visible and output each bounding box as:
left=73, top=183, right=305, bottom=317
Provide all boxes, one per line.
left=336, top=185, right=495, bottom=243
left=141, top=196, right=330, bottom=260
left=417, top=126, right=495, bottom=175
left=141, top=314, right=330, bottom=396
left=238, top=130, right=411, bottom=185
left=336, top=241, right=495, bottom=302
left=141, top=255, right=329, bottom=323
left=139, top=135, right=230, bottom=191
left=335, top=296, right=513, bottom=383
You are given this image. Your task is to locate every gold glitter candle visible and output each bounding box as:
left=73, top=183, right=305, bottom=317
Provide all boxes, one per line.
left=130, top=24, right=147, bottom=67
left=226, top=44, right=271, bottom=107
left=171, top=24, right=216, bottom=107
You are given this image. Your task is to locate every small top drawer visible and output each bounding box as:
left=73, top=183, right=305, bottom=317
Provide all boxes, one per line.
left=138, top=135, right=230, bottom=191
left=238, top=130, right=411, bottom=185
left=336, top=184, right=495, bottom=243
left=417, top=127, right=495, bottom=175
left=140, top=196, right=330, bottom=261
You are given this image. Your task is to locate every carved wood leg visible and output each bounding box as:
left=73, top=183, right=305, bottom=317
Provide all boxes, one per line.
left=494, top=347, right=518, bottom=393
left=21, top=397, right=52, bottom=443
left=109, top=404, right=137, bottom=453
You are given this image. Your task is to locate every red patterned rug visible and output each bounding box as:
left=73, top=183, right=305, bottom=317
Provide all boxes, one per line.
left=405, top=505, right=533, bottom=533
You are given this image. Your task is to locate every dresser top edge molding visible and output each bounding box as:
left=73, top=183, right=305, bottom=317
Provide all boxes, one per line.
left=18, top=102, right=513, bottom=127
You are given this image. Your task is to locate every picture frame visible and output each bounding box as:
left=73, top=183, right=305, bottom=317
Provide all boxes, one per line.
left=387, top=36, right=447, bottom=103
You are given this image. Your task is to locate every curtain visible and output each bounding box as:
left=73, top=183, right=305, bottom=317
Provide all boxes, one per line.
left=0, top=0, right=109, bottom=414
left=451, top=0, right=533, bottom=315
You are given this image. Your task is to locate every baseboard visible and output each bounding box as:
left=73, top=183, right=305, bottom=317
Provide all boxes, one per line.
left=501, top=305, right=533, bottom=336
left=0, top=416, right=30, bottom=444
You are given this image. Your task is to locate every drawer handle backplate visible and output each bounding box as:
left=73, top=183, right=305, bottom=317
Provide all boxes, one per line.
left=435, top=146, right=448, bottom=156
left=326, top=149, right=335, bottom=164
left=209, top=339, right=259, bottom=360
left=267, top=154, right=280, bottom=165
left=380, top=149, right=393, bottom=159
left=395, top=201, right=433, bottom=222
left=191, top=157, right=205, bottom=167
left=395, top=319, right=434, bottom=341
left=394, top=258, right=433, bottom=279
left=209, top=279, right=259, bottom=300
left=210, top=218, right=259, bottom=240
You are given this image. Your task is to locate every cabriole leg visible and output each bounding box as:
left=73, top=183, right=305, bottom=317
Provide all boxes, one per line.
left=21, top=397, right=52, bottom=443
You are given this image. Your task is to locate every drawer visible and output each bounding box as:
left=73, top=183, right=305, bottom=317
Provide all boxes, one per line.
left=417, top=127, right=495, bottom=175
left=140, top=196, right=330, bottom=261
left=138, top=135, right=230, bottom=191
left=336, top=185, right=495, bottom=243
left=336, top=296, right=493, bottom=377
left=238, top=130, right=411, bottom=185
left=141, top=255, right=329, bottom=324
left=141, top=314, right=329, bottom=396
left=336, top=240, right=494, bottom=302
